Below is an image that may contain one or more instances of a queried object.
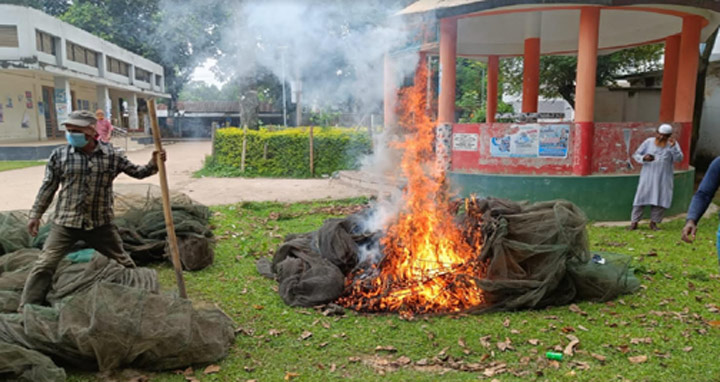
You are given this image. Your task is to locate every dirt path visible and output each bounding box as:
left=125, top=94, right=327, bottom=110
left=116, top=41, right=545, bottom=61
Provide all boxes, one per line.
left=0, top=141, right=372, bottom=211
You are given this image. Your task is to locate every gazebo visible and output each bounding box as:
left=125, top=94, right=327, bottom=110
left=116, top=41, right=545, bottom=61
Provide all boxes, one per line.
left=388, top=1, right=720, bottom=220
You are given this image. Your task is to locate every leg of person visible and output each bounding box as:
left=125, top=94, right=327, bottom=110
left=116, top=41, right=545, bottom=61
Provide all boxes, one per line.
left=83, top=224, right=136, bottom=268
left=19, top=225, right=79, bottom=308
left=628, top=205, right=644, bottom=230
left=649, top=206, right=665, bottom=231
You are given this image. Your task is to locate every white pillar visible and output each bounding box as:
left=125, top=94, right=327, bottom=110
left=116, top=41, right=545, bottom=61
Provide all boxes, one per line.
left=96, top=85, right=111, bottom=119
left=128, top=93, right=138, bottom=131
left=56, top=37, right=66, bottom=67
left=53, top=76, right=72, bottom=130
left=128, top=65, right=136, bottom=86
left=97, top=53, right=107, bottom=78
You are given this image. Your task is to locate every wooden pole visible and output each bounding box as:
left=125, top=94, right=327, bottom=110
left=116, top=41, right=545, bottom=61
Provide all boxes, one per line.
left=241, top=125, right=248, bottom=172
left=309, top=126, right=314, bottom=176
left=148, top=99, right=188, bottom=299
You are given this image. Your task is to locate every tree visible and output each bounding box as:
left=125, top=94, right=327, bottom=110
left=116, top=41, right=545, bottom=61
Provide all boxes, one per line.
left=501, top=44, right=664, bottom=108
left=455, top=58, right=514, bottom=122
left=178, top=81, right=223, bottom=102
left=52, top=0, right=225, bottom=103
left=1, top=0, right=70, bottom=15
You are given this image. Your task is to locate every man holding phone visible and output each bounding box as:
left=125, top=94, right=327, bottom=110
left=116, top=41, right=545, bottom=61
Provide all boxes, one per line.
left=627, top=124, right=684, bottom=231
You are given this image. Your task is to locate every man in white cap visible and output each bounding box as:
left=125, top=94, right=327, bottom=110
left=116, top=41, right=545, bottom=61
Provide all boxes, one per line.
left=18, top=110, right=165, bottom=309
left=628, top=124, right=684, bottom=230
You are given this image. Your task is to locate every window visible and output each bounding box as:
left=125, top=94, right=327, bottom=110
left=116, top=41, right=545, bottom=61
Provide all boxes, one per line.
left=135, top=67, right=151, bottom=82
left=66, top=41, right=98, bottom=68
left=106, top=56, right=129, bottom=77
left=155, top=75, right=162, bottom=87
left=35, top=30, right=55, bottom=55
left=0, top=25, right=19, bottom=47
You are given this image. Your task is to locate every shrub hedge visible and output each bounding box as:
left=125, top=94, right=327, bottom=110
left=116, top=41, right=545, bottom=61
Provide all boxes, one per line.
left=209, top=127, right=372, bottom=178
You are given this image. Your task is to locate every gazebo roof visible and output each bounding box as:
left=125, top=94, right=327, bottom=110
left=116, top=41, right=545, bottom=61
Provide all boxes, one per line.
left=401, top=1, right=720, bottom=57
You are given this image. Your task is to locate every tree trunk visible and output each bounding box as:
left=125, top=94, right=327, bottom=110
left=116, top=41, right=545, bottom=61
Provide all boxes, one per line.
left=691, top=27, right=719, bottom=164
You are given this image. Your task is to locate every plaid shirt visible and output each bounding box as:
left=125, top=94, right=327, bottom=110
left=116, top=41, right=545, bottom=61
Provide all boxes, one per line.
left=30, top=142, right=158, bottom=229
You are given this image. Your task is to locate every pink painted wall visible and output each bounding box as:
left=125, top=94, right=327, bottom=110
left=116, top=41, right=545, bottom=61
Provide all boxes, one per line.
left=451, top=122, right=689, bottom=175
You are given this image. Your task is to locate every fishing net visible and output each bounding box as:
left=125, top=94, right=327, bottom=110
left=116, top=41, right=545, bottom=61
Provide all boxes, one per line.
left=0, top=184, right=215, bottom=271
left=259, top=198, right=640, bottom=313
left=0, top=185, right=228, bottom=381
left=0, top=249, right=235, bottom=381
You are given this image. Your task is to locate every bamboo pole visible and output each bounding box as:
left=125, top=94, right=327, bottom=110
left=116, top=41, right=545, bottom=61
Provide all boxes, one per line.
left=148, top=99, right=187, bottom=299
left=241, top=125, right=248, bottom=172
left=309, top=126, right=314, bottom=176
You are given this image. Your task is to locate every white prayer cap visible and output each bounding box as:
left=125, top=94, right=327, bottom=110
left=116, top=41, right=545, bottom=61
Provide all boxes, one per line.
left=658, top=124, right=673, bottom=135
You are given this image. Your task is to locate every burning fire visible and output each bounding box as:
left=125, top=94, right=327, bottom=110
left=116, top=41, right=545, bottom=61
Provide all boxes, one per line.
left=338, top=59, right=486, bottom=316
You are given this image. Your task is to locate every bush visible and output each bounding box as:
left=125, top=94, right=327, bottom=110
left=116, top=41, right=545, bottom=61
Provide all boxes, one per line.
left=205, top=126, right=372, bottom=178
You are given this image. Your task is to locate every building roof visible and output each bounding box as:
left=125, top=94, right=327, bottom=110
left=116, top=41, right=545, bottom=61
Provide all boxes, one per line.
left=402, top=1, right=720, bottom=58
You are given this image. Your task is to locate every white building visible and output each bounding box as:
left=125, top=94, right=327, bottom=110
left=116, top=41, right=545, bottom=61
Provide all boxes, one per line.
left=0, top=4, right=168, bottom=143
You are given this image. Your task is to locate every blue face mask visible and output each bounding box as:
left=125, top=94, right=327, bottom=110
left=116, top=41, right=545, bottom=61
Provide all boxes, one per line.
left=66, top=131, right=89, bottom=148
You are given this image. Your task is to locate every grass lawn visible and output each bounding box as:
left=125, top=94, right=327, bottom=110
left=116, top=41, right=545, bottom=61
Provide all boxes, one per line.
left=0, top=161, right=44, bottom=172
left=67, top=198, right=720, bottom=382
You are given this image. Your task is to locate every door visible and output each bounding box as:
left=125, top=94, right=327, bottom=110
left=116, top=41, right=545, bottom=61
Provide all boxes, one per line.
left=41, top=86, right=59, bottom=138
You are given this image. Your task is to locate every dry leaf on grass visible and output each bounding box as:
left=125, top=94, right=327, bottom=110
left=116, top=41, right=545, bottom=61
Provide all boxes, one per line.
left=482, top=362, right=507, bottom=377
left=564, top=335, right=580, bottom=356
left=569, top=304, right=588, bottom=316
left=284, top=372, right=300, bottom=380
left=397, top=356, right=412, bottom=365
left=479, top=335, right=492, bottom=348
left=683, top=346, right=693, bottom=352
left=629, top=355, right=648, bottom=364
left=591, top=353, right=607, bottom=362
left=630, top=337, right=652, bottom=345
left=203, top=364, right=221, bottom=374
left=268, top=329, right=282, bottom=336
left=528, top=339, right=540, bottom=346
left=299, top=330, right=313, bottom=340
left=496, top=337, right=514, bottom=352
left=375, top=345, right=398, bottom=353
left=458, top=337, right=467, bottom=348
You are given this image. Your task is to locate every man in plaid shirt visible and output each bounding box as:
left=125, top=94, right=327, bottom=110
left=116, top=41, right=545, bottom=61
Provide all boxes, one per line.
left=19, top=110, right=166, bottom=309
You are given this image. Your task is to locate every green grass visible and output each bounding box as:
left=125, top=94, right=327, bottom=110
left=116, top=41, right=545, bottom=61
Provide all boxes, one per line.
left=0, top=161, right=44, bottom=172
left=67, top=199, right=720, bottom=382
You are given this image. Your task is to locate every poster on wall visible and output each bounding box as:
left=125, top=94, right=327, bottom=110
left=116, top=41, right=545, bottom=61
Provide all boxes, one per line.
left=25, top=91, right=32, bottom=108
left=452, top=133, right=479, bottom=151
left=54, top=89, right=67, bottom=104
left=38, top=101, right=44, bottom=115
left=538, top=124, right=570, bottom=158
left=6, top=97, right=13, bottom=108
left=490, top=124, right=540, bottom=158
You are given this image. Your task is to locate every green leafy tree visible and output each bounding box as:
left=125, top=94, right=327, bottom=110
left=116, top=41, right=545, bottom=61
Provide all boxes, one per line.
left=501, top=44, right=664, bottom=108
left=0, top=0, right=70, bottom=15
left=53, top=0, right=225, bottom=104
left=455, top=58, right=514, bottom=122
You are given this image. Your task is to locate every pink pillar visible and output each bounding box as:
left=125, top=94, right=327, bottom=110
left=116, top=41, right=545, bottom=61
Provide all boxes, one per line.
left=522, top=38, right=541, bottom=113
left=572, top=7, right=600, bottom=176
left=486, top=55, right=499, bottom=123
left=659, top=34, right=681, bottom=122
left=438, top=18, right=458, bottom=124
left=674, top=15, right=703, bottom=169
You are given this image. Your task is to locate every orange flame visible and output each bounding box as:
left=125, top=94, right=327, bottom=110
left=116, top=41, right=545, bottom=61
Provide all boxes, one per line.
left=339, top=58, right=486, bottom=316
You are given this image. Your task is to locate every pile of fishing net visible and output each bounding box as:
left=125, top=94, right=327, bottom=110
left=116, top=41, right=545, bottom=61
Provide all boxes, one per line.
left=0, top=184, right=214, bottom=271
left=0, top=185, right=230, bottom=381
left=0, top=249, right=234, bottom=382
left=258, top=198, right=640, bottom=313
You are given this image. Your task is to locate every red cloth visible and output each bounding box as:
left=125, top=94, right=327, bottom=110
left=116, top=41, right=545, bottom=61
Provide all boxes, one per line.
left=96, top=119, right=114, bottom=143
